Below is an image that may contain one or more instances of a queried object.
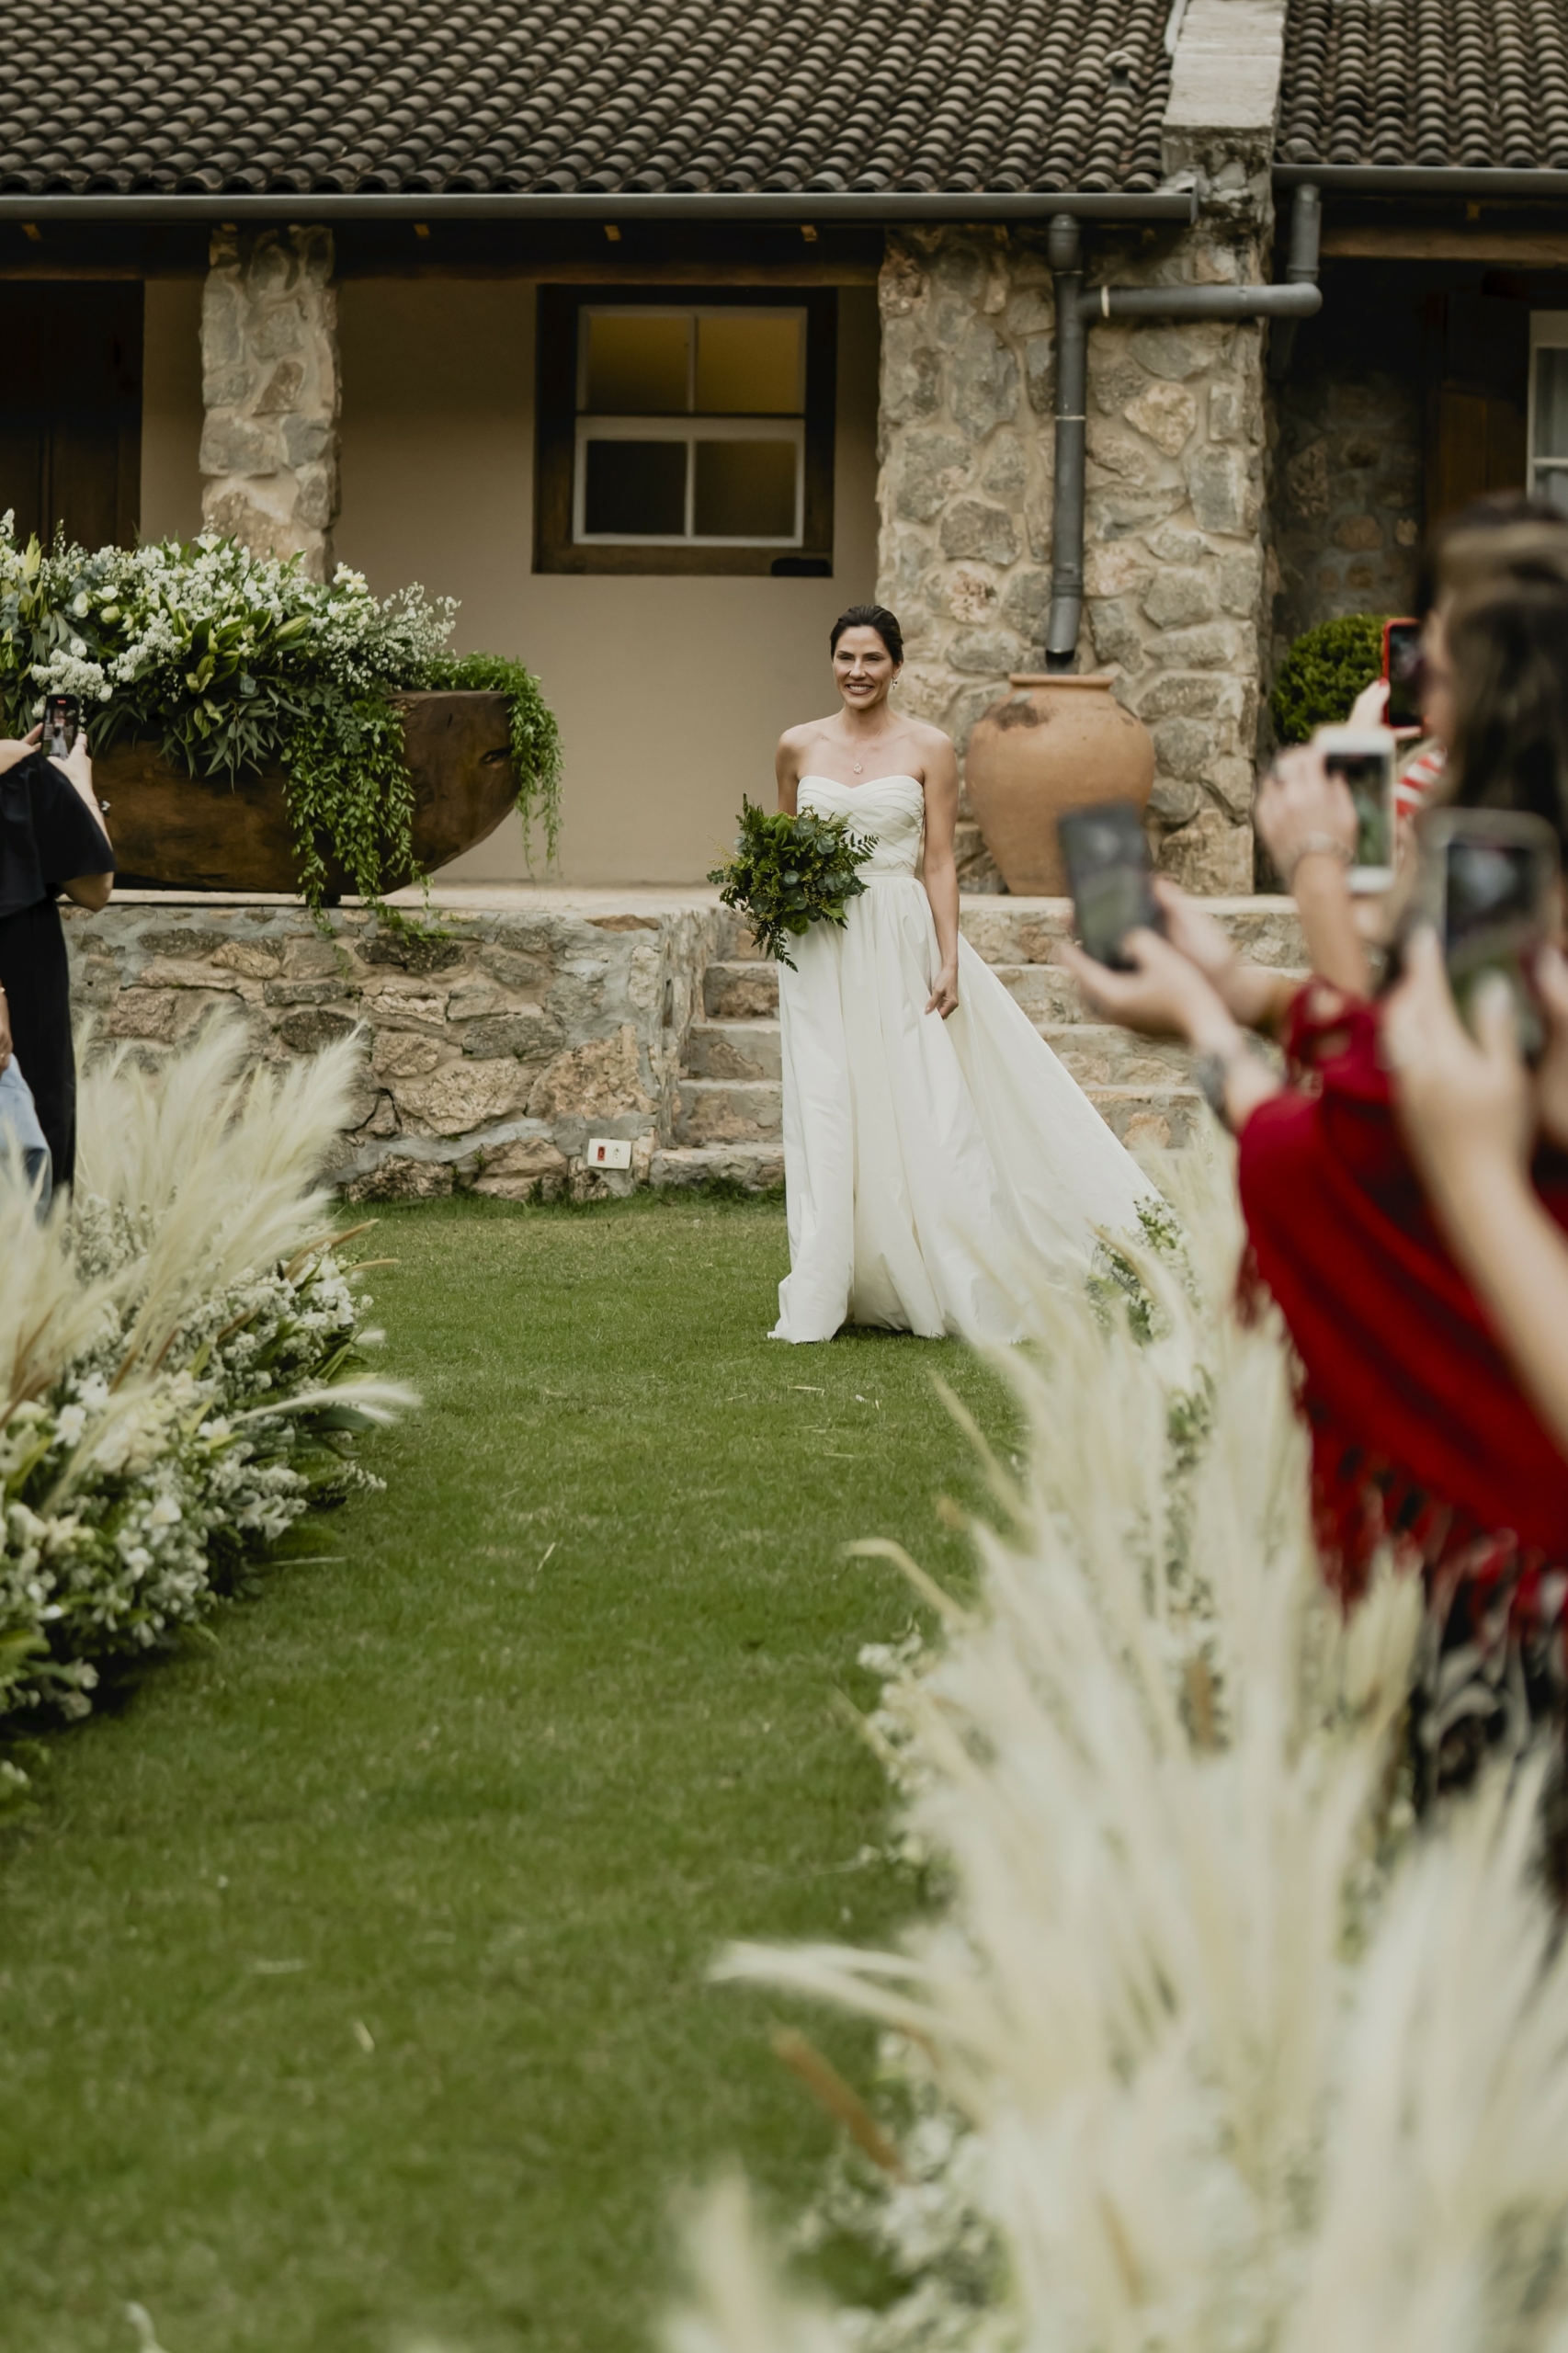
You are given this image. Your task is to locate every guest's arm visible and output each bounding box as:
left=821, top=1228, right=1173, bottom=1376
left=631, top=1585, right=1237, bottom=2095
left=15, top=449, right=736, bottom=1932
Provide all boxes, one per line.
left=54, top=730, right=112, bottom=910
left=1385, top=929, right=1568, bottom=1459
left=1055, top=928, right=1282, bottom=1131
left=1153, top=880, right=1301, bottom=1038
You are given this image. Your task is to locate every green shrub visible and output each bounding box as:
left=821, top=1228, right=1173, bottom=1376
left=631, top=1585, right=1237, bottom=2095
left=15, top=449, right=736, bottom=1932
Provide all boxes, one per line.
left=1270, top=614, right=1386, bottom=744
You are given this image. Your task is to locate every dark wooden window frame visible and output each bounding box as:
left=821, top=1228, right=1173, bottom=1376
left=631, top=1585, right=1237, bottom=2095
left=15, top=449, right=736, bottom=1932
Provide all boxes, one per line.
left=535, top=284, right=836, bottom=576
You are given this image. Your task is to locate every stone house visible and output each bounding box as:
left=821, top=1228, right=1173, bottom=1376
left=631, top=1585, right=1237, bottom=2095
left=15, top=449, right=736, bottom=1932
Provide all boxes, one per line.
left=2, top=0, right=1566, bottom=895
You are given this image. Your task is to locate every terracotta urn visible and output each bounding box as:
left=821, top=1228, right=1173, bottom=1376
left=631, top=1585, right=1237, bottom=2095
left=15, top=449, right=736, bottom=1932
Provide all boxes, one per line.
left=963, top=674, right=1155, bottom=897
left=98, top=691, right=518, bottom=894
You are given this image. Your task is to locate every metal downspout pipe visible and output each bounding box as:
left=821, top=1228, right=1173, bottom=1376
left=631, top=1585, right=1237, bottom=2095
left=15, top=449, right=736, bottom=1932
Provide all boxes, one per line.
left=1043, top=181, right=1323, bottom=672
left=1044, top=213, right=1089, bottom=674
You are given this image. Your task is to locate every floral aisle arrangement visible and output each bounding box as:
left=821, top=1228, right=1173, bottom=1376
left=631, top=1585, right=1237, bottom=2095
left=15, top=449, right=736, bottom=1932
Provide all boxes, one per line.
left=0, top=1018, right=413, bottom=1756
left=0, top=519, right=563, bottom=911
left=708, top=800, right=873, bottom=968
left=668, top=1157, right=1568, bottom=2353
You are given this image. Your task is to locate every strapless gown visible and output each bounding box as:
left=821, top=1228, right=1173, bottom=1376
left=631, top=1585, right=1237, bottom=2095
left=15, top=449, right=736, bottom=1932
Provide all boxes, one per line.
left=772, top=774, right=1157, bottom=1345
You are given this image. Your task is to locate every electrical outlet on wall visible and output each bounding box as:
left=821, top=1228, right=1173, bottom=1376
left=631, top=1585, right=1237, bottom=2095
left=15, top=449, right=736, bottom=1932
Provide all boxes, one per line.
left=586, top=1137, right=632, bottom=1170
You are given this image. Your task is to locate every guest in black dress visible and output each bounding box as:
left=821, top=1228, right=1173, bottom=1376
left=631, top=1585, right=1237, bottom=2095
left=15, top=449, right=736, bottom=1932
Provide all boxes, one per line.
left=0, top=726, right=114, bottom=1190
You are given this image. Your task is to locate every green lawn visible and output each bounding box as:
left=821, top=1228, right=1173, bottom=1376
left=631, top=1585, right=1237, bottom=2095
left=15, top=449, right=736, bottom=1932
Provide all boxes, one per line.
left=0, top=1193, right=1013, bottom=2353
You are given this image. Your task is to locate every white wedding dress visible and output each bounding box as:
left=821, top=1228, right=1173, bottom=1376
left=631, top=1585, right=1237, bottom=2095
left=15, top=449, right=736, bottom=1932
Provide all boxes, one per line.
left=771, top=774, right=1157, bottom=1346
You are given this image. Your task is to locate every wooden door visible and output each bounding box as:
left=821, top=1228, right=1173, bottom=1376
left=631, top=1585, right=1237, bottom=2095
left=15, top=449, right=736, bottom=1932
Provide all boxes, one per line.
left=0, top=283, right=143, bottom=550
left=1430, top=384, right=1529, bottom=522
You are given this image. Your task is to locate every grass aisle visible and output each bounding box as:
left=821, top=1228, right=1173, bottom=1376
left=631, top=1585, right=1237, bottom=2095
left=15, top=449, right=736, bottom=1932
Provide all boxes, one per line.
left=0, top=1194, right=1014, bottom=2353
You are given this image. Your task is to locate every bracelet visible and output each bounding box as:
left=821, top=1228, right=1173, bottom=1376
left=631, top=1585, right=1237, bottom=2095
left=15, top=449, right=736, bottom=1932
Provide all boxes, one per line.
left=1281, top=834, right=1354, bottom=886
left=1192, top=1040, right=1256, bottom=1133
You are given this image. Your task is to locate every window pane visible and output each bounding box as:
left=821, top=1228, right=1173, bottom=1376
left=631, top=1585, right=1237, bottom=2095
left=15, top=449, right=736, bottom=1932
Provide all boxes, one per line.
left=693, top=440, right=798, bottom=538
left=584, top=314, right=688, bottom=414
left=583, top=439, right=687, bottom=535
left=695, top=313, right=802, bottom=414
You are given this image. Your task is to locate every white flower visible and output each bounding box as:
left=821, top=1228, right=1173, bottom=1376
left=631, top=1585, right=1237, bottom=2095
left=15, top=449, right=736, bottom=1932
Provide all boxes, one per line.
left=73, top=591, right=90, bottom=616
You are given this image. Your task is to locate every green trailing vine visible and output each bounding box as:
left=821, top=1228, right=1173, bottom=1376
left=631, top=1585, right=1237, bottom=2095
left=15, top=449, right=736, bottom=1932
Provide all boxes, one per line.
left=284, top=690, right=419, bottom=917
left=427, top=652, right=564, bottom=870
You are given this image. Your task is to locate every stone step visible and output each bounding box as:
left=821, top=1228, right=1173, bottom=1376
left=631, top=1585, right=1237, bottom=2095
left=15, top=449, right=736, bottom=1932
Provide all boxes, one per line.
left=1084, top=1085, right=1205, bottom=1151
left=716, top=909, right=768, bottom=961
left=1045, top=1025, right=1194, bottom=1087
left=675, top=1076, right=782, bottom=1146
left=993, top=962, right=1084, bottom=1022
left=704, top=960, right=778, bottom=1018
left=651, top=1142, right=784, bottom=1192
left=703, top=904, right=1305, bottom=1018
left=960, top=894, right=1306, bottom=971
left=685, top=1017, right=781, bottom=1081
left=673, top=1062, right=1202, bottom=1156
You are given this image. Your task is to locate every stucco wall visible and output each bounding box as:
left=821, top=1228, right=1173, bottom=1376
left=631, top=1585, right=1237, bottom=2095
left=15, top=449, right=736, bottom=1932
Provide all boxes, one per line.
left=140, top=278, right=204, bottom=543
left=328, top=279, right=880, bottom=885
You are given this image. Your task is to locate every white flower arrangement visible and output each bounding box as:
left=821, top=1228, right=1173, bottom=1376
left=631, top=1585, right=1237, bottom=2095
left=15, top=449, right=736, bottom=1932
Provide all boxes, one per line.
left=0, top=1017, right=413, bottom=1747
left=0, top=513, right=562, bottom=908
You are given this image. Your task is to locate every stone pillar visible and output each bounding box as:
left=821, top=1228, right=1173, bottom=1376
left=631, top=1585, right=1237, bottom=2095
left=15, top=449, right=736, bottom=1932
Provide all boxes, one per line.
left=199, top=227, right=341, bottom=579
left=876, top=0, right=1290, bottom=895
left=876, top=223, right=1267, bottom=893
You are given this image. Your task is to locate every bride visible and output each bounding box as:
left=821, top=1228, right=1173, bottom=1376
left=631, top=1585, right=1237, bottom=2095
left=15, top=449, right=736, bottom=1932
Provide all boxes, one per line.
left=771, top=603, right=1155, bottom=1346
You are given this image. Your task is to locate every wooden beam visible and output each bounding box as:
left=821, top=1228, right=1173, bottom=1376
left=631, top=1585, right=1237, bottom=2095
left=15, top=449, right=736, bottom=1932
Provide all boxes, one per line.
left=330, top=256, right=880, bottom=284
left=1323, top=224, right=1568, bottom=265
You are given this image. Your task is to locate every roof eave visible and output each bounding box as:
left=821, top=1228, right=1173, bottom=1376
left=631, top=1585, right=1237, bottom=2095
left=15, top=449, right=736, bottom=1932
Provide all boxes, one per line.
left=0, top=188, right=1197, bottom=225
left=1275, top=163, right=1568, bottom=199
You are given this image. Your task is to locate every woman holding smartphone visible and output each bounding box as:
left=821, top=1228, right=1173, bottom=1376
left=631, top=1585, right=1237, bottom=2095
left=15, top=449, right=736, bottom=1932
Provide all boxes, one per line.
left=1058, top=563, right=1568, bottom=1849
left=0, top=713, right=114, bottom=1193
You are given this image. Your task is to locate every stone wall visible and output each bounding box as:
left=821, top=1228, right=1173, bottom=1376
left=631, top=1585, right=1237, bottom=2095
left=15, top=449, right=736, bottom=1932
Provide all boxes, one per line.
left=199, top=227, right=342, bottom=579
left=1269, top=267, right=1426, bottom=660
left=63, top=899, right=719, bottom=1202
left=876, top=212, right=1271, bottom=896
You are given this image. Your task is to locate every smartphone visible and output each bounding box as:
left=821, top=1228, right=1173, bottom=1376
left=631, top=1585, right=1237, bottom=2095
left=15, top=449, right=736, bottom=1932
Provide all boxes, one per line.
left=1421, top=808, right=1561, bottom=1061
left=1383, top=618, right=1424, bottom=731
left=1057, top=800, right=1165, bottom=970
left=1315, top=725, right=1396, bottom=892
left=42, top=693, right=79, bottom=757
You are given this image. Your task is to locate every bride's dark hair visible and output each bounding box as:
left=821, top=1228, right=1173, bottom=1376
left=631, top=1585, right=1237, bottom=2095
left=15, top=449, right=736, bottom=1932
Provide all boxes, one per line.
left=830, top=604, right=903, bottom=665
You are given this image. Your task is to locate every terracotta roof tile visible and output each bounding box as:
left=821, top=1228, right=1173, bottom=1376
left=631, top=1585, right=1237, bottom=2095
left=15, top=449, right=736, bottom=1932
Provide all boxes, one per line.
left=0, top=0, right=1172, bottom=197
left=1279, top=0, right=1568, bottom=170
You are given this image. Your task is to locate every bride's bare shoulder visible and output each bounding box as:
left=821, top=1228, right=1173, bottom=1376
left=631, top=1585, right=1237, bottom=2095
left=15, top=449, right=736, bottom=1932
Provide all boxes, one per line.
left=777, top=716, right=840, bottom=765
left=903, top=716, right=955, bottom=771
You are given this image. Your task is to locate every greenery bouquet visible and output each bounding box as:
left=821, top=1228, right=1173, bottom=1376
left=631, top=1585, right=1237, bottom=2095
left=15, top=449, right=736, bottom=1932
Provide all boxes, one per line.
left=708, top=797, right=873, bottom=968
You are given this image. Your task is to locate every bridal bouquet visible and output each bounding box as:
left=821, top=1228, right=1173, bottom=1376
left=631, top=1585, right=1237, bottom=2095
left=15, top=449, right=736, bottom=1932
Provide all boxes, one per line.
left=708, top=797, right=873, bottom=967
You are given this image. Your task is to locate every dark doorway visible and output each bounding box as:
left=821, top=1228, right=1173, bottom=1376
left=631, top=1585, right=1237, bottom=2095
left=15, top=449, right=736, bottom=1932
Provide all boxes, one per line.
left=1424, top=286, right=1530, bottom=526
left=0, top=282, right=143, bottom=549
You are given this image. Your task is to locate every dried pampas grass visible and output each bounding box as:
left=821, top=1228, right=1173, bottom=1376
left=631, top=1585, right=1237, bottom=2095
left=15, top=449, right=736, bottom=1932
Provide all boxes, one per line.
left=671, top=1147, right=1568, bottom=2353
left=74, top=1017, right=371, bottom=1381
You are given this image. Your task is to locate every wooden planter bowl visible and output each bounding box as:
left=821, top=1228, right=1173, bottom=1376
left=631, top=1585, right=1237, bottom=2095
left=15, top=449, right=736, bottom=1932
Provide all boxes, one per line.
left=99, top=690, right=518, bottom=894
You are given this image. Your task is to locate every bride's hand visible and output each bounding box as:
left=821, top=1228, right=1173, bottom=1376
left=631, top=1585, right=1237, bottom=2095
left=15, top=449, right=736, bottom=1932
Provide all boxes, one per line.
left=926, top=962, right=960, bottom=1020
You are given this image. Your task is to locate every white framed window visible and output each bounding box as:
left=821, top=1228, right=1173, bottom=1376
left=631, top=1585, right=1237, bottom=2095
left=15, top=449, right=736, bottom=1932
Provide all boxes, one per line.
left=573, top=304, right=808, bottom=548
left=1528, top=312, right=1568, bottom=514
